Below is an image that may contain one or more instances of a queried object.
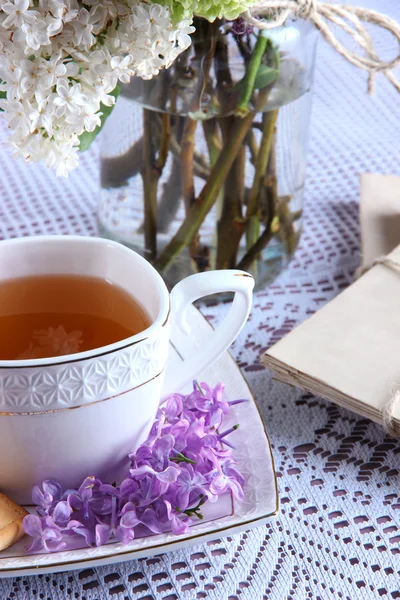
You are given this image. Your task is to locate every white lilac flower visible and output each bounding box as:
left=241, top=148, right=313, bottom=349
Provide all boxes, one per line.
left=0, top=0, right=195, bottom=175
left=0, top=58, right=22, bottom=90
left=109, top=55, right=133, bottom=84
left=29, top=105, right=54, bottom=137
left=88, top=5, right=108, bottom=34
left=53, top=79, right=87, bottom=117
left=15, top=19, right=51, bottom=51
left=35, top=55, right=68, bottom=91
left=42, top=0, right=70, bottom=21
left=46, top=15, right=64, bottom=37
left=130, top=3, right=172, bottom=36
left=44, top=140, right=80, bottom=176
left=171, top=18, right=194, bottom=50
left=65, top=107, right=102, bottom=134
left=1, top=98, right=33, bottom=137
left=83, top=0, right=129, bottom=20
left=2, top=0, right=38, bottom=29
left=71, top=8, right=95, bottom=48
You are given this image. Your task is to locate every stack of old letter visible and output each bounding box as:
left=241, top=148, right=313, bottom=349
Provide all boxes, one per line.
left=262, top=174, right=400, bottom=435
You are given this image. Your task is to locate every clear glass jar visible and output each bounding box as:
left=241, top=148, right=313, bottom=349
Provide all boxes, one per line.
left=98, top=18, right=318, bottom=290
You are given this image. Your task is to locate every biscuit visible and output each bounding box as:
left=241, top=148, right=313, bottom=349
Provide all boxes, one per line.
left=0, top=492, right=28, bottom=551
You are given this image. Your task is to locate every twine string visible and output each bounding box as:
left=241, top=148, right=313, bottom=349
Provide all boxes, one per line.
left=243, top=0, right=400, bottom=93
left=355, top=255, right=400, bottom=278
left=383, top=391, right=399, bottom=437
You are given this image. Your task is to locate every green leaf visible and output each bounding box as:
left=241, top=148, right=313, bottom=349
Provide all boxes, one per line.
left=235, top=64, right=279, bottom=94
left=253, top=64, right=279, bottom=90
left=0, top=80, right=6, bottom=111
left=79, top=85, right=120, bottom=152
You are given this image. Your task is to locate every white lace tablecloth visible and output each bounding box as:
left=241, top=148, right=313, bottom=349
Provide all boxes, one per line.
left=1, top=1, right=400, bottom=597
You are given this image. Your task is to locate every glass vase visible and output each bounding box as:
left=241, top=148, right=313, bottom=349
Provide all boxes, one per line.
left=98, top=18, right=317, bottom=290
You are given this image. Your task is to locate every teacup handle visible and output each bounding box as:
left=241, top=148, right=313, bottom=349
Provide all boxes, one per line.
left=163, top=270, right=254, bottom=396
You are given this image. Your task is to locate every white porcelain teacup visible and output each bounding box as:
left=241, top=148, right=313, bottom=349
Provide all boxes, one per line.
left=0, top=236, right=254, bottom=503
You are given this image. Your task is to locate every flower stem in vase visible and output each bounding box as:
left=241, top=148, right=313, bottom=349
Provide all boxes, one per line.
left=155, top=47, right=275, bottom=277
left=157, top=155, right=183, bottom=233
left=141, top=109, right=157, bottom=261
left=202, top=119, right=222, bottom=166
left=246, top=129, right=259, bottom=166
left=182, top=19, right=218, bottom=272
left=216, top=139, right=246, bottom=269
left=141, top=109, right=170, bottom=262
left=101, top=137, right=144, bottom=189
left=210, top=33, right=236, bottom=262
left=235, top=34, right=268, bottom=117
left=180, top=115, right=201, bottom=268
left=157, top=116, right=185, bottom=233
left=202, top=118, right=224, bottom=265
left=237, top=190, right=276, bottom=271
left=155, top=110, right=255, bottom=274
left=157, top=114, right=171, bottom=171
left=245, top=109, right=278, bottom=252
left=181, top=117, right=197, bottom=213
left=263, top=133, right=278, bottom=220
left=151, top=25, right=287, bottom=278
left=277, top=195, right=300, bottom=256
left=168, top=130, right=210, bottom=180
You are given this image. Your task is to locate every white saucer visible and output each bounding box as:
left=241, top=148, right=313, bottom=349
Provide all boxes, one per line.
left=0, top=306, right=278, bottom=577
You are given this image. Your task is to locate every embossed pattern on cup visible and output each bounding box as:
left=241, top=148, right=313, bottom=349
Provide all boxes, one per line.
left=0, top=330, right=169, bottom=412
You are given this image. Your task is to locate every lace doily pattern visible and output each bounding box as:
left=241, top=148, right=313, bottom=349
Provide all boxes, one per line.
left=0, top=0, right=400, bottom=597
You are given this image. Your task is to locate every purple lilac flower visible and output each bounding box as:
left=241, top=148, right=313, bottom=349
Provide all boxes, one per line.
left=163, top=394, right=184, bottom=419
left=23, top=515, right=67, bottom=553
left=95, top=496, right=140, bottom=546
left=183, top=382, right=229, bottom=428
left=209, top=458, right=245, bottom=501
left=66, top=520, right=95, bottom=547
left=23, top=381, right=246, bottom=552
left=117, top=507, right=141, bottom=543
left=230, top=17, right=253, bottom=36
left=164, top=500, right=191, bottom=535
left=173, top=464, right=213, bottom=510
left=66, top=476, right=113, bottom=521
left=31, top=480, right=63, bottom=517
left=133, top=434, right=175, bottom=471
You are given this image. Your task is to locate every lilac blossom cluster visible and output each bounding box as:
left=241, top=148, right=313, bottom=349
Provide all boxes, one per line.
left=23, top=381, right=246, bottom=552
left=0, top=0, right=194, bottom=175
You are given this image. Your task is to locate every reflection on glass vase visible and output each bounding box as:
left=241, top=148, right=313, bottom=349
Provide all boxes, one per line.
left=98, top=18, right=317, bottom=291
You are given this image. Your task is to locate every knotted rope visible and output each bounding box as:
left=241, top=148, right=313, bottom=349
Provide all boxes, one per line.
left=243, top=0, right=400, bottom=93
left=383, top=390, right=399, bottom=437
left=356, top=255, right=400, bottom=279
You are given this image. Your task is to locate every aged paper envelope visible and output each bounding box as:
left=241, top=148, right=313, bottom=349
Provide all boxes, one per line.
left=262, top=175, right=400, bottom=434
